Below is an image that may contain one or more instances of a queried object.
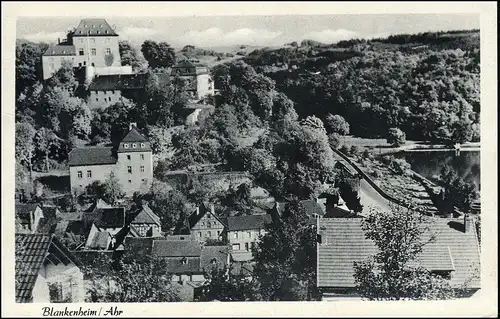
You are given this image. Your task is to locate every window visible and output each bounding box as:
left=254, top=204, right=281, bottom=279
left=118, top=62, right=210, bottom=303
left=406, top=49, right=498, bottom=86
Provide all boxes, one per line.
left=140, top=166, right=145, bottom=172
left=127, top=166, right=132, bottom=174
left=91, top=63, right=95, bottom=67
left=207, top=231, right=212, bottom=238
left=180, top=258, right=187, bottom=265
left=132, top=143, right=137, bottom=148
left=251, top=242, right=256, bottom=249
left=111, top=90, right=115, bottom=94
left=96, top=98, right=99, bottom=102
left=232, top=243, right=240, bottom=250
left=91, top=48, right=96, bottom=55
left=210, top=258, right=217, bottom=265
left=124, top=143, right=129, bottom=149
left=245, top=243, right=249, bottom=251
left=234, top=233, right=238, bottom=239
left=105, top=30, right=108, bottom=34
left=140, top=154, right=144, bottom=160
left=217, top=230, right=221, bottom=237
left=128, top=180, right=132, bottom=183
left=247, top=231, right=252, bottom=238
left=84, top=24, right=88, bottom=27
left=83, top=61, right=86, bottom=66
left=207, top=222, right=211, bottom=228
left=105, top=48, right=111, bottom=55
left=77, top=171, right=82, bottom=179
left=201, top=222, right=205, bottom=227
left=62, top=50, right=66, bottom=54
left=140, top=143, right=145, bottom=148
left=198, top=232, right=202, bottom=238
left=126, top=155, right=131, bottom=160
left=79, top=63, right=82, bottom=67
left=90, top=38, right=95, bottom=43
left=141, top=179, right=145, bottom=182
left=106, top=38, right=110, bottom=43
left=87, top=170, right=92, bottom=178
left=96, top=30, right=100, bottom=34
left=79, top=48, right=84, bottom=56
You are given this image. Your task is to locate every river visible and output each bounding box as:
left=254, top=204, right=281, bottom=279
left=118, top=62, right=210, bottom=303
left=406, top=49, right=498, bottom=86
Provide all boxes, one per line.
left=395, top=151, right=480, bottom=189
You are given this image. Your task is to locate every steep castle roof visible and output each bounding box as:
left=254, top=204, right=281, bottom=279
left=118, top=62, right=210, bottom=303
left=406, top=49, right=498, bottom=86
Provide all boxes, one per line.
left=68, top=147, right=116, bottom=166
left=71, top=18, right=118, bottom=37
left=43, top=45, right=76, bottom=56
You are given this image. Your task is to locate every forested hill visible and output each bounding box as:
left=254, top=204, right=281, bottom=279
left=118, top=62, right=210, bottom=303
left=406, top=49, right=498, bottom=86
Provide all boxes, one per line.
left=238, top=30, right=480, bottom=143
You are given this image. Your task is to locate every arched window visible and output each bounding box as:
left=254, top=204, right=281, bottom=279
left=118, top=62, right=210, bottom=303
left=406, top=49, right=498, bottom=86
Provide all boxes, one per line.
left=124, top=143, right=129, bottom=149
left=132, top=143, right=137, bottom=148
left=140, top=143, right=145, bottom=148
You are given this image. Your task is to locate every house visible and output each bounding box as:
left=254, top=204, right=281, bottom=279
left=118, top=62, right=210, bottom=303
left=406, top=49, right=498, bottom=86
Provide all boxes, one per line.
left=42, top=18, right=128, bottom=80
left=175, top=203, right=226, bottom=243
left=68, top=124, right=153, bottom=196
left=316, top=215, right=481, bottom=300
left=269, top=198, right=328, bottom=225
left=129, top=203, right=162, bottom=237
left=226, top=214, right=273, bottom=257
left=83, top=207, right=126, bottom=250
left=170, top=58, right=215, bottom=100
left=87, top=73, right=169, bottom=109
left=15, top=203, right=44, bottom=234
left=15, top=233, right=85, bottom=303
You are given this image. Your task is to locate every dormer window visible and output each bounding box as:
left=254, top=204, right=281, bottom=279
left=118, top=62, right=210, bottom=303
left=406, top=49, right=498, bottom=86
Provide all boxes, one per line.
left=100, top=24, right=103, bottom=27
left=84, top=24, right=88, bottom=28
left=140, top=143, right=145, bottom=148
left=124, top=143, right=129, bottom=149
left=92, top=24, right=95, bottom=28
left=105, top=30, right=108, bottom=34
left=52, top=50, right=55, bottom=54
left=210, top=258, right=217, bottom=265
left=96, top=30, right=100, bottom=34
left=132, top=143, right=137, bottom=148
left=180, top=257, right=187, bottom=265
left=62, top=50, right=66, bottom=54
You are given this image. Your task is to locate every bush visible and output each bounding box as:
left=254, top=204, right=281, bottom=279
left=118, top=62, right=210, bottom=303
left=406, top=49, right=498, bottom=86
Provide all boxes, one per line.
left=392, top=158, right=412, bottom=175
left=387, top=127, right=406, bottom=147
left=328, top=133, right=342, bottom=149
left=362, top=149, right=373, bottom=159
left=339, top=145, right=350, bottom=155
left=371, top=169, right=382, bottom=178
left=350, top=145, right=360, bottom=156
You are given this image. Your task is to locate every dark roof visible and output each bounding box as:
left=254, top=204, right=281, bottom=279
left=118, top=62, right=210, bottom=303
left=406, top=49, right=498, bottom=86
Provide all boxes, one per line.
left=16, top=203, right=41, bottom=218
left=165, top=257, right=202, bottom=274
left=94, top=208, right=126, bottom=228
left=124, top=237, right=153, bottom=256
left=121, top=127, right=148, bottom=143
left=152, top=240, right=202, bottom=257
left=226, top=214, right=273, bottom=231
left=131, top=205, right=161, bottom=226
left=85, top=199, right=112, bottom=212
left=71, top=19, right=118, bottom=37
left=200, top=246, right=229, bottom=271
left=300, top=200, right=326, bottom=217
left=186, top=203, right=226, bottom=230
left=88, top=73, right=170, bottom=91
left=43, top=45, right=76, bottom=56
left=15, top=234, right=82, bottom=302
left=317, top=218, right=481, bottom=289
left=68, top=147, right=116, bottom=166
left=230, top=261, right=255, bottom=277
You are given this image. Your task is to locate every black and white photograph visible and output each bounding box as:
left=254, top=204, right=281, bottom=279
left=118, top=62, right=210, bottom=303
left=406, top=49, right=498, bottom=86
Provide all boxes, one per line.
left=2, top=1, right=497, bottom=317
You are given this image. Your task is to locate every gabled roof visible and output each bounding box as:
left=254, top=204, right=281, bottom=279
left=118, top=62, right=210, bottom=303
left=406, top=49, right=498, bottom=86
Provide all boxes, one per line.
left=87, top=231, right=111, bottom=250
left=226, top=214, right=273, bottom=232
left=273, top=200, right=326, bottom=218
left=43, top=45, right=76, bottom=56
left=152, top=240, right=202, bottom=257
left=200, top=246, right=229, bottom=271
left=85, top=199, right=112, bottom=213
left=71, top=19, right=118, bottom=37
left=317, top=218, right=481, bottom=289
left=68, top=147, right=116, bottom=166
left=16, top=203, right=41, bottom=218
left=165, top=257, right=202, bottom=274
left=121, top=127, right=148, bottom=143
left=186, top=203, right=226, bottom=230
left=15, top=234, right=82, bottom=303
left=131, top=205, right=161, bottom=226
left=94, top=207, right=126, bottom=228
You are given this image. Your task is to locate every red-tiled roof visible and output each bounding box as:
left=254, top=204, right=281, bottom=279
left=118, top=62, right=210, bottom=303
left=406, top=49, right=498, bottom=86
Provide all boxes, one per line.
left=71, top=19, right=118, bottom=37
left=121, top=127, right=148, bottom=143
left=68, top=147, right=116, bottom=166
left=43, top=45, right=76, bottom=56
left=317, top=218, right=480, bottom=289
left=226, top=215, right=273, bottom=231
left=15, top=234, right=82, bottom=303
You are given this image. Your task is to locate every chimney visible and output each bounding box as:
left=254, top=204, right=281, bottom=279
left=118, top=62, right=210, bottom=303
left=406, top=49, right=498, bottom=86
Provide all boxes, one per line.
left=210, top=204, right=215, bottom=215
left=58, top=38, right=60, bottom=44
left=129, top=122, right=137, bottom=130
left=464, top=214, right=475, bottom=233
left=196, top=206, right=200, bottom=216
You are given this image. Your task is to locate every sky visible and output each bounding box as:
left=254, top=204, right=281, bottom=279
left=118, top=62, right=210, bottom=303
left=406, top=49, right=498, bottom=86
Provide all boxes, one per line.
left=17, top=14, right=479, bottom=49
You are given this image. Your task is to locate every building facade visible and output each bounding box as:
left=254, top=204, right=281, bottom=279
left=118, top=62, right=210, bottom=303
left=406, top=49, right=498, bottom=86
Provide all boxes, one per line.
left=171, top=59, right=215, bottom=101
left=42, top=18, right=124, bottom=80
left=68, top=124, right=153, bottom=196
left=226, top=215, right=273, bottom=253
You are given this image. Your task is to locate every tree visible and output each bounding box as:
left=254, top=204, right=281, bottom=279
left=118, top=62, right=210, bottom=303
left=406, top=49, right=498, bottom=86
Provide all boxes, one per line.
left=197, top=266, right=258, bottom=301
left=34, top=127, right=57, bottom=172
left=325, top=114, right=350, bottom=135
left=253, top=201, right=319, bottom=301
left=16, top=122, right=36, bottom=179
left=101, top=171, right=125, bottom=205
left=16, top=40, right=48, bottom=96
left=119, top=40, right=147, bottom=72
left=353, top=204, right=456, bottom=300
left=84, top=254, right=180, bottom=302
left=387, top=127, right=406, bottom=147
left=141, top=40, right=176, bottom=69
